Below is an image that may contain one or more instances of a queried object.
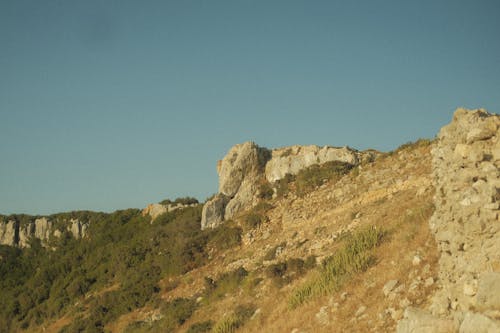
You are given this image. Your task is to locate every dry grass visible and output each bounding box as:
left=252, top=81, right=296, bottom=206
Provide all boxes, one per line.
left=38, top=143, right=437, bottom=333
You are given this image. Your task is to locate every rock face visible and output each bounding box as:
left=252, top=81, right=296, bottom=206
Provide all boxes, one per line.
left=0, top=217, right=87, bottom=248
left=265, top=145, right=359, bottom=183
left=201, top=141, right=364, bottom=229
left=142, top=202, right=199, bottom=222
left=398, top=108, right=500, bottom=332
left=0, top=220, right=19, bottom=246
left=201, top=194, right=230, bottom=230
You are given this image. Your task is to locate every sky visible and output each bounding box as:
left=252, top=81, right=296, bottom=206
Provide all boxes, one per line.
left=1, top=0, right=499, bottom=215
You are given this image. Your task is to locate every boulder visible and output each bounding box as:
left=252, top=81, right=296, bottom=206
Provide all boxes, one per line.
left=459, top=312, right=500, bottom=333
left=142, top=203, right=168, bottom=221
left=218, top=142, right=270, bottom=197
left=476, top=273, right=500, bottom=312
left=396, top=307, right=457, bottom=333
left=201, top=194, right=230, bottom=230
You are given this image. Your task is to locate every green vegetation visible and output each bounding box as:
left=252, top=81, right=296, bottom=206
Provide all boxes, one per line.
left=206, top=222, right=242, bottom=251
left=288, top=226, right=385, bottom=309
left=212, top=304, right=256, bottom=333
left=295, top=161, right=353, bottom=196
left=271, top=160, right=353, bottom=198
left=241, top=202, right=273, bottom=231
left=262, top=242, right=286, bottom=261
left=159, top=196, right=199, bottom=206
left=186, top=320, right=214, bottom=333
left=0, top=205, right=243, bottom=333
left=265, top=257, right=316, bottom=288
left=385, top=138, right=433, bottom=158
left=203, top=267, right=248, bottom=303
left=257, top=182, right=274, bottom=200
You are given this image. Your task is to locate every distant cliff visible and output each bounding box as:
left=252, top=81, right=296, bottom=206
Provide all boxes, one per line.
left=0, top=216, right=87, bottom=247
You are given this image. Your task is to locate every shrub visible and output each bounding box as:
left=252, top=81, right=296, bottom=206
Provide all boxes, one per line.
left=212, top=304, right=255, bottom=333
left=161, top=297, right=197, bottom=326
left=186, top=320, right=214, bottom=333
left=295, top=161, right=353, bottom=196
left=289, top=226, right=384, bottom=308
left=274, top=174, right=295, bottom=197
left=263, top=241, right=287, bottom=261
left=258, top=182, right=274, bottom=200
left=159, top=197, right=199, bottom=206
left=265, top=257, right=311, bottom=288
left=242, top=213, right=263, bottom=230
left=204, top=267, right=248, bottom=302
left=207, top=224, right=242, bottom=251
left=396, top=138, right=432, bottom=152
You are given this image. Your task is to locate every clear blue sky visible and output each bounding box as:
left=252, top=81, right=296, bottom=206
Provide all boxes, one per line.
left=1, top=0, right=499, bottom=215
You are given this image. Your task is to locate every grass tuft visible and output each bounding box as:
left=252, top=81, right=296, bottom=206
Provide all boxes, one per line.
left=288, top=226, right=384, bottom=308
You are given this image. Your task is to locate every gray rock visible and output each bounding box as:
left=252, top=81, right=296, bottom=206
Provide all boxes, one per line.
left=201, top=194, right=229, bottom=230
left=460, top=312, right=500, bottom=333
left=476, top=273, right=500, bottom=312
left=397, top=307, right=457, bottom=333
left=0, top=220, right=18, bottom=246
left=201, top=142, right=367, bottom=229
left=383, top=279, right=399, bottom=296
left=315, top=306, right=330, bottom=325
left=265, top=145, right=358, bottom=183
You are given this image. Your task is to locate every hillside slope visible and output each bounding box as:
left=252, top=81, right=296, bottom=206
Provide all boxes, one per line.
left=0, top=108, right=498, bottom=333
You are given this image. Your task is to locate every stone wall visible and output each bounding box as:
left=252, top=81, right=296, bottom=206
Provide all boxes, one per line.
left=398, top=108, right=500, bottom=332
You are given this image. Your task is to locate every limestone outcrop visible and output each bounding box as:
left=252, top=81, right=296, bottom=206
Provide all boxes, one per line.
left=142, top=202, right=199, bottom=222
left=265, top=145, right=360, bottom=183
left=0, top=216, right=87, bottom=248
left=201, top=141, right=365, bottom=229
left=398, top=108, right=500, bottom=332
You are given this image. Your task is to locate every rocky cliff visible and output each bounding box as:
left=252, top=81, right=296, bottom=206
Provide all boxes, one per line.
left=0, top=216, right=88, bottom=248
left=142, top=202, right=199, bottom=222
left=398, top=108, right=500, bottom=332
left=201, top=142, right=375, bottom=229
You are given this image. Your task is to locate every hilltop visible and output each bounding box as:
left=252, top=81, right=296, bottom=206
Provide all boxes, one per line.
left=0, top=108, right=498, bottom=333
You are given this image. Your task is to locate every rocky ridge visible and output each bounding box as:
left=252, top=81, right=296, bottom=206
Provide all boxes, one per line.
left=201, top=142, right=376, bottom=229
left=0, top=217, right=87, bottom=248
left=398, top=108, right=500, bottom=333
left=141, top=202, right=198, bottom=222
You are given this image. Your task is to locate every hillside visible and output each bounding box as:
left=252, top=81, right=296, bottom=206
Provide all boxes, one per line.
left=0, top=108, right=498, bottom=333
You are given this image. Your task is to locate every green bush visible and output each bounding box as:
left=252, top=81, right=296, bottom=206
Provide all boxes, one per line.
left=242, top=213, right=263, bottom=230
left=159, top=197, right=199, bottom=206
left=203, top=267, right=248, bottom=302
left=161, top=297, right=197, bottom=326
left=265, top=257, right=312, bottom=288
left=258, top=182, right=274, bottom=200
left=207, top=224, right=242, bottom=251
left=212, top=304, right=255, bottom=333
left=295, top=161, right=353, bottom=196
left=274, top=174, right=295, bottom=197
left=1, top=206, right=211, bottom=331
left=186, top=320, right=214, bottom=333
left=289, top=226, right=384, bottom=308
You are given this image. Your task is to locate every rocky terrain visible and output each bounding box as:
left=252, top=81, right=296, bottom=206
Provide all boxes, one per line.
left=201, top=142, right=377, bottom=230
left=398, top=108, right=500, bottom=333
left=0, top=216, right=88, bottom=248
left=0, top=108, right=498, bottom=333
